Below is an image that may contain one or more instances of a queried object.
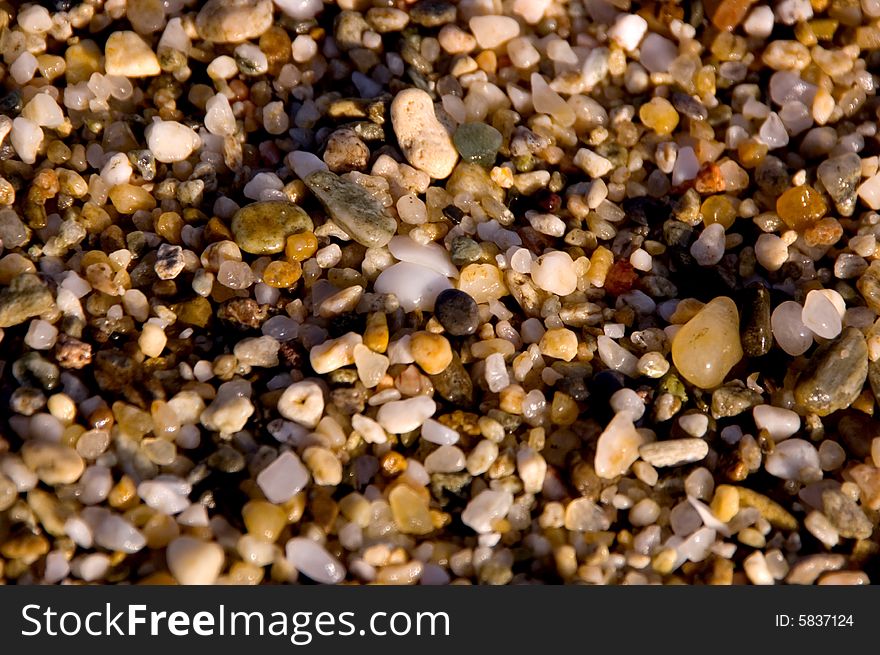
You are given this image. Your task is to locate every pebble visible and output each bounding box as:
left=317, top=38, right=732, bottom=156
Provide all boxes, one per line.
left=818, top=153, right=861, bottom=216
left=303, top=446, right=342, bottom=486
left=433, top=288, right=480, bottom=336
left=462, top=489, right=513, bottom=533
left=753, top=405, right=800, bottom=441
left=410, top=331, right=452, bottom=375
left=389, top=485, right=433, bottom=535
left=690, top=223, right=726, bottom=266
left=608, top=13, right=648, bottom=51
left=740, top=285, right=772, bottom=357
left=421, top=418, right=460, bottom=445
left=376, top=396, right=436, bottom=433
left=374, top=262, right=453, bottom=312
left=277, top=382, right=325, bottom=430
left=801, top=289, right=843, bottom=340
left=794, top=327, right=868, bottom=416
left=564, top=498, right=611, bottom=532
left=530, top=251, right=577, bottom=296
left=672, top=297, right=743, bottom=389
left=304, top=170, right=397, bottom=247
left=286, top=537, right=346, bottom=584
left=146, top=120, right=200, bottom=163
left=200, top=379, right=255, bottom=435
left=388, top=236, right=458, bottom=278
left=454, top=123, right=503, bottom=168
left=0, top=273, right=53, bottom=328
left=639, top=439, right=709, bottom=467
left=391, top=89, right=459, bottom=179
left=196, top=0, right=274, bottom=43
left=167, top=537, right=225, bottom=585
left=104, top=32, right=160, bottom=77
left=765, top=439, right=821, bottom=482
left=771, top=300, right=813, bottom=356
left=468, top=15, right=519, bottom=49
left=822, top=489, right=873, bottom=540
left=21, top=441, right=84, bottom=485
left=257, top=451, right=310, bottom=503
left=231, top=201, right=313, bottom=255
left=594, top=412, right=645, bottom=479
left=310, top=332, right=362, bottom=374
left=425, top=445, right=466, bottom=473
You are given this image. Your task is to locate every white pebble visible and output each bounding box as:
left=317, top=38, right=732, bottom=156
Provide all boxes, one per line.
left=146, top=120, right=200, bottom=163
left=462, top=489, right=513, bottom=533
left=376, top=396, right=436, bottom=434
left=753, top=405, right=801, bottom=441
left=286, top=537, right=346, bottom=584
left=801, top=289, right=842, bottom=339
left=257, top=451, right=310, bottom=503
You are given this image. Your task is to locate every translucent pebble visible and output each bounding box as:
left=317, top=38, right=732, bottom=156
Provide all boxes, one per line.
left=44, top=550, right=70, bottom=584
left=80, top=465, right=113, bottom=505
left=753, top=405, right=801, bottom=441
left=274, top=0, right=324, bottom=20
left=765, top=439, right=821, bottom=481
left=769, top=71, right=817, bottom=106
left=137, top=479, right=191, bottom=514
left=217, top=260, right=255, bottom=289
left=424, top=445, right=466, bottom=473
left=462, top=489, right=513, bottom=533
left=396, top=194, right=427, bottom=224
left=757, top=112, right=790, bottom=149
left=22, top=94, right=64, bottom=129
left=530, top=73, right=575, bottom=126
left=146, top=120, right=200, bottom=163
left=672, top=146, right=699, bottom=186
left=771, top=300, right=813, bottom=355
left=388, top=236, right=458, bottom=278
left=376, top=396, right=436, bottom=433
left=608, top=13, right=647, bottom=51
left=597, top=336, right=639, bottom=377
left=374, top=262, right=453, bottom=312
left=801, top=289, right=842, bottom=339
left=256, top=451, right=310, bottom=503
left=205, top=93, right=235, bottom=136
left=468, top=15, right=520, bottom=49
left=286, top=537, right=346, bottom=584
left=10, top=52, right=38, bottom=85
left=94, top=514, right=146, bottom=553
left=24, top=319, right=58, bottom=350
left=10, top=117, right=43, bottom=165
left=530, top=250, right=577, bottom=296
left=690, top=223, right=726, bottom=266
left=262, top=315, right=299, bottom=341
left=754, top=233, right=788, bottom=272
left=609, top=388, right=645, bottom=421
left=100, top=152, right=133, bottom=187
left=484, top=352, right=510, bottom=392
left=639, top=33, right=677, bottom=73
left=421, top=418, right=460, bottom=445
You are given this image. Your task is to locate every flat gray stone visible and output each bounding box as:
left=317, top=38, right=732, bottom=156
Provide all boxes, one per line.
left=304, top=170, right=396, bottom=248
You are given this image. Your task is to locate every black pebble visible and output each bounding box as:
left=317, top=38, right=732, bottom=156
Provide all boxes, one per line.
left=433, top=288, right=480, bottom=336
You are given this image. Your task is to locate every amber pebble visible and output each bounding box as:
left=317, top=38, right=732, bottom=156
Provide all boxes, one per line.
left=638, top=97, right=679, bottom=136
left=262, top=260, right=302, bottom=288
left=737, top=139, right=768, bottom=168
left=701, top=195, right=737, bottom=229
left=285, top=232, right=319, bottom=262
left=776, top=185, right=827, bottom=230
left=109, top=184, right=157, bottom=214
left=156, top=212, right=183, bottom=244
